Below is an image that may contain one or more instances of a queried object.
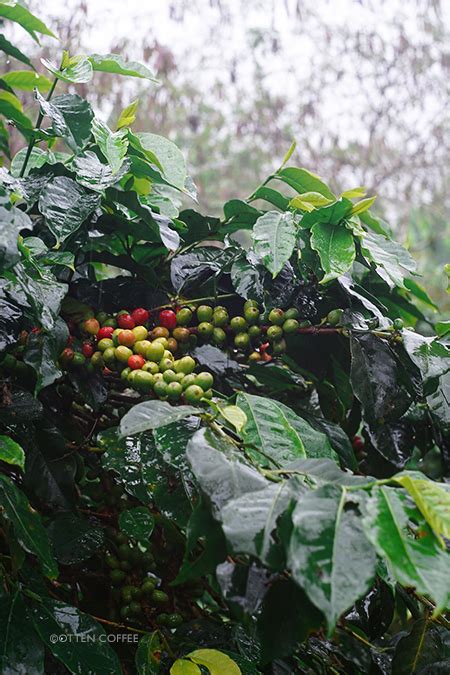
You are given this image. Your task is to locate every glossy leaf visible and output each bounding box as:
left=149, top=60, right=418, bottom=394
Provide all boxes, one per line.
left=135, top=632, right=164, bottom=674
left=24, top=317, right=67, bottom=390
left=30, top=598, right=121, bottom=674
left=0, top=33, right=33, bottom=66
left=0, top=590, right=44, bottom=674
left=2, top=69, right=51, bottom=91
left=39, top=176, right=100, bottom=243
left=41, top=54, right=93, bottom=83
left=0, top=474, right=58, bottom=578
left=361, top=231, right=416, bottom=288
left=89, top=53, right=158, bottom=81
left=120, top=400, right=200, bottom=437
left=350, top=195, right=376, bottom=215
left=72, top=151, right=130, bottom=192
left=0, top=434, right=25, bottom=469
left=47, top=513, right=104, bottom=564
left=119, top=507, right=154, bottom=549
left=99, top=428, right=149, bottom=502
left=0, top=1, right=56, bottom=42
left=402, top=330, right=449, bottom=390
left=171, top=660, right=201, bottom=675
left=36, top=92, right=93, bottom=152
left=187, top=649, right=241, bottom=675
left=91, top=118, right=128, bottom=174
left=310, top=221, right=355, bottom=284
left=275, top=166, right=335, bottom=200
left=130, top=132, right=188, bottom=190
left=288, top=483, right=376, bottom=633
left=363, top=486, right=450, bottom=613
left=252, top=210, right=296, bottom=278
left=394, top=472, right=450, bottom=545
left=117, top=99, right=139, bottom=129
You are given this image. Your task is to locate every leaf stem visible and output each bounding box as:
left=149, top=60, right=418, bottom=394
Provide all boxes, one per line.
left=19, top=76, right=59, bottom=178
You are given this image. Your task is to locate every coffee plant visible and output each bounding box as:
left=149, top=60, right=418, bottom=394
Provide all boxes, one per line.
left=0, top=4, right=449, bottom=674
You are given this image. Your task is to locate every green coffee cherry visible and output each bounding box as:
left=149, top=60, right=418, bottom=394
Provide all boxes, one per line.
left=196, top=305, right=213, bottom=322
left=213, top=308, right=229, bottom=327
left=212, top=327, right=227, bottom=345
left=393, top=318, right=404, bottom=330
left=230, top=316, right=248, bottom=333
left=248, top=325, right=261, bottom=340
left=284, top=307, right=299, bottom=320
left=110, top=569, right=126, bottom=585
left=272, top=338, right=287, bottom=355
left=197, top=322, right=214, bottom=338
left=267, top=325, right=283, bottom=342
left=166, top=613, right=183, bottom=627
left=244, top=299, right=259, bottom=311
left=195, top=372, right=214, bottom=390
left=283, top=319, right=299, bottom=334
left=327, top=309, right=344, bottom=325
left=167, top=381, right=183, bottom=400
left=268, top=308, right=285, bottom=325
left=152, top=590, right=169, bottom=604
left=244, top=306, right=260, bottom=324
left=176, top=308, right=193, bottom=326
left=234, top=333, right=250, bottom=350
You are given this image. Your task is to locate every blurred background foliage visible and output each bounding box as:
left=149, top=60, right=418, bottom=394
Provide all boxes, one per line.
left=3, top=0, right=449, bottom=313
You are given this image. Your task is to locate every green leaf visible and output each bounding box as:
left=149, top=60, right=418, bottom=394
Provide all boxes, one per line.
left=236, top=393, right=306, bottom=466
left=360, top=231, right=416, bottom=288
left=341, top=186, right=367, bottom=199
left=220, top=405, right=247, bottom=433
left=289, top=191, right=333, bottom=211
left=92, top=117, right=128, bottom=174
left=275, top=166, right=335, bottom=200
left=0, top=33, right=33, bottom=66
left=38, top=176, right=100, bottom=244
left=221, top=476, right=305, bottom=565
left=0, top=590, right=44, bottom=674
left=117, top=98, right=139, bottom=129
left=135, top=632, right=164, bottom=674
left=435, top=320, right=450, bottom=338
left=363, top=486, right=450, bottom=613
left=30, top=598, right=121, bottom=674
left=278, top=139, right=296, bottom=169
left=249, top=185, right=290, bottom=210
left=391, top=617, right=449, bottom=675
left=0, top=434, right=25, bottom=469
left=72, top=151, right=130, bottom=192
left=187, top=649, right=241, bottom=675
left=171, top=660, right=202, bottom=675
left=394, top=472, right=450, bottom=545
left=47, top=513, right=104, bottom=564
left=130, top=132, right=188, bottom=191
left=99, top=428, right=149, bottom=502
left=288, top=484, right=376, bottom=634
left=2, top=69, right=51, bottom=91
left=402, top=330, right=449, bottom=390
left=0, top=202, right=32, bottom=269
left=36, top=92, right=93, bottom=152
left=404, top=278, right=438, bottom=311
left=88, top=53, right=158, bottom=81
left=252, top=210, right=296, bottom=278
left=0, top=474, right=58, bottom=578
left=120, top=400, right=200, bottom=437
left=10, top=146, right=52, bottom=177
left=119, top=507, right=154, bottom=549
left=0, top=90, right=32, bottom=128
left=310, top=221, right=355, bottom=284
left=41, top=54, right=93, bottom=84
left=350, top=195, right=376, bottom=215
left=0, top=1, right=56, bottom=42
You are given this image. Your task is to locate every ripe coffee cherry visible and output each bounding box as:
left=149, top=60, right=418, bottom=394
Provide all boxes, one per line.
left=230, top=316, right=248, bottom=333
left=118, top=330, right=136, bottom=347
left=131, top=307, right=149, bottom=325
left=167, top=337, right=178, bottom=353
left=173, top=327, right=190, bottom=343
left=268, top=308, right=285, bottom=325
left=352, top=435, right=365, bottom=451
left=128, top=354, right=145, bottom=370
left=196, top=305, right=213, bottom=322
left=97, top=326, right=114, bottom=341
left=82, top=342, right=94, bottom=358
left=176, top=307, right=193, bottom=326
left=151, top=326, right=170, bottom=340
left=159, top=309, right=177, bottom=330
left=82, top=318, right=100, bottom=335
left=59, top=348, right=74, bottom=366
left=117, top=314, right=135, bottom=329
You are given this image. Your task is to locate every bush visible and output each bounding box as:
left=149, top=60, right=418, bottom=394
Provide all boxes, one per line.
left=0, top=6, right=449, bottom=674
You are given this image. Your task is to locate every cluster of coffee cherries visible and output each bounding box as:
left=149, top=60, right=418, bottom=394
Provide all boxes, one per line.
left=105, top=530, right=184, bottom=629
left=59, top=307, right=214, bottom=405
